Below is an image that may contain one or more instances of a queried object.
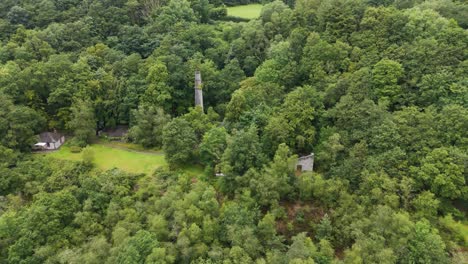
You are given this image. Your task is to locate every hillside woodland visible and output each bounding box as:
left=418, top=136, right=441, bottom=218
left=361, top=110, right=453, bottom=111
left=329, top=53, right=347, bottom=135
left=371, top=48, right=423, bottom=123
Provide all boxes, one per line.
left=0, top=0, right=467, bottom=263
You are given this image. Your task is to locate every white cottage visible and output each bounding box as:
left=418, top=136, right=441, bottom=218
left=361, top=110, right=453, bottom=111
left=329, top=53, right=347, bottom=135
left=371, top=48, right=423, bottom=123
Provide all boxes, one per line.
left=34, top=132, right=65, bottom=150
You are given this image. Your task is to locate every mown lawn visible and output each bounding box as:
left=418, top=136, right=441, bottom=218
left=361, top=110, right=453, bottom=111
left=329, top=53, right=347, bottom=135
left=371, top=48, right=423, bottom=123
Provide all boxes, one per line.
left=227, top=4, right=263, bottom=19
left=47, top=143, right=166, bottom=175
left=44, top=142, right=205, bottom=176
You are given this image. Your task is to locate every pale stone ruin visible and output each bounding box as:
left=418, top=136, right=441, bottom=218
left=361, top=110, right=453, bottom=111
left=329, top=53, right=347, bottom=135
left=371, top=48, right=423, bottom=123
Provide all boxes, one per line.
left=194, top=70, right=203, bottom=111
left=296, top=153, right=314, bottom=173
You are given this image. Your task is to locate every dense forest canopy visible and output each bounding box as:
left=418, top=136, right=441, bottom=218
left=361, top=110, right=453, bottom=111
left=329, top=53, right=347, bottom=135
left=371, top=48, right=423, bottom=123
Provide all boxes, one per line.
left=0, top=0, right=467, bottom=263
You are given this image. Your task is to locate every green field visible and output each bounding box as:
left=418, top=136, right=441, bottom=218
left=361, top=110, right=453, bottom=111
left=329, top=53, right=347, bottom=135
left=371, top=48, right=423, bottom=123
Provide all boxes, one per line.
left=46, top=143, right=167, bottom=175
left=227, top=4, right=263, bottom=19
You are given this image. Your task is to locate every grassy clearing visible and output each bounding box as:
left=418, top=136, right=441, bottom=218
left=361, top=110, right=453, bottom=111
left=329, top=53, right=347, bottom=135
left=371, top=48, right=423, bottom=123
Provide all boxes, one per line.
left=43, top=141, right=205, bottom=176
left=46, top=143, right=166, bottom=175
left=227, top=4, right=263, bottom=19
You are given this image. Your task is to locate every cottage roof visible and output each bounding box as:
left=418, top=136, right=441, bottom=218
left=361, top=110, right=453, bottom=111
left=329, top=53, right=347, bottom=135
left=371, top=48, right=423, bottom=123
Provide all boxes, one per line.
left=38, top=132, right=63, bottom=143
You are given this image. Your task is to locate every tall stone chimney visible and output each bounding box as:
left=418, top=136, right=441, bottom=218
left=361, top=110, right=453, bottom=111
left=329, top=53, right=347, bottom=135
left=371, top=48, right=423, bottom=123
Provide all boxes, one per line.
left=194, top=70, right=203, bottom=111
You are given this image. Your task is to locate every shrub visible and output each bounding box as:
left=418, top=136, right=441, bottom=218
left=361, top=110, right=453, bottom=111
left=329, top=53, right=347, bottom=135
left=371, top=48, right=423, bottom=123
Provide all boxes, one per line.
left=81, top=147, right=95, bottom=165
left=70, top=146, right=82, bottom=153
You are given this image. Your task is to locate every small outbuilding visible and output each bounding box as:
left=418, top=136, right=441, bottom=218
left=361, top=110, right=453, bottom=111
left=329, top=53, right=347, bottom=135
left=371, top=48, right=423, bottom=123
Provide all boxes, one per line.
left=101, top=125, right=129, bottom=141
left=296, top=153, right=314, bottom=174
left=34, top=132, right=65, bottom=150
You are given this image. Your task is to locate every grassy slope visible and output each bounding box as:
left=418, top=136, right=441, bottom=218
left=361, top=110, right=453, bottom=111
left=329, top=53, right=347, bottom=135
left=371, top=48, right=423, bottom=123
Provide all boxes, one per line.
left=227, top=4, right=263, bottom=19
left=47, top=143, right=166, bottom=175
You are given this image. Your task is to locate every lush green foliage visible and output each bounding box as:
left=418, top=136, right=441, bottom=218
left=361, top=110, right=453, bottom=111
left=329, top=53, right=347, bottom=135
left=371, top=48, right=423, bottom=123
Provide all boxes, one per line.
left=129, top=105, right=170, bottom=148
left=0, top=0, right=467, bottom=262
left=67, top=100, right=97, bottom=146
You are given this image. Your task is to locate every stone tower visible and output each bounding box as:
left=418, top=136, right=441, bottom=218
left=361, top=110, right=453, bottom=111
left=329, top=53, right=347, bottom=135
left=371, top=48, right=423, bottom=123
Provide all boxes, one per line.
left=194, top=70, right=203, bottom=111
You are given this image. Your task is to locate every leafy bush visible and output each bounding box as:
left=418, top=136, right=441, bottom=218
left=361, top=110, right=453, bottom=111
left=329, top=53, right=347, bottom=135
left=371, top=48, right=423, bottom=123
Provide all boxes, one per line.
left=81, top=146, right=95, bottom=165
left=70, top=146, right=82, bottom=153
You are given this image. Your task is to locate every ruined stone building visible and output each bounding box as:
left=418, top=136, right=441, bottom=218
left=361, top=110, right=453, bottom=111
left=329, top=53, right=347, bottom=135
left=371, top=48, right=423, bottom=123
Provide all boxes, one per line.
left=296, top=153, right=314, bottom=174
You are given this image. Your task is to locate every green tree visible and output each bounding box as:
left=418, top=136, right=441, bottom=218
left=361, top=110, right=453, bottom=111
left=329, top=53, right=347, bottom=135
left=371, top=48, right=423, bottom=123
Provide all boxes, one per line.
left=116, top=230, right=159, bottom=264
left=394, top=106, right=441, bottom=164
left=155, top=0, right=197, bottom=33
left=162, top=118, right=197, bottom=168
left=263, top=85, right=323, bottom=155
left=411, top=191, right=439, bottom=220
left=257, top=213, right=282, bottom=249
left=413, top=147, right=467, bottom=200
left=199, top=126, right=227, bottom=167
left=437, top=104, right=468, bottom=147
left=182, top=106, right=216, bottom=142
left=315, top=131, right=345, bottom=171
left=67, top=100, right=96, bottom=146
left=0, top=94, right=44, bottom=151
left=372, top=58, right=404, bottom=105
left=143, top=61, right=173, bottom=112
left=286, top=233, right=317, bottom=263
left=221, top=125, right=266, bottom=176
left=129, top=105, right=170, bottom=148
left=316, top=214, right=333, bottom=241
left=7, top=6, right=30, bottom=26
left=403, top=220, right=449, bottom=264
left=81, top=146, right=95, bottom=166
left=343, top=206, right=412, bottom=264
left=249, top=143, right=296, bottom=206
left=7, top=190, right=79, bottom=262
